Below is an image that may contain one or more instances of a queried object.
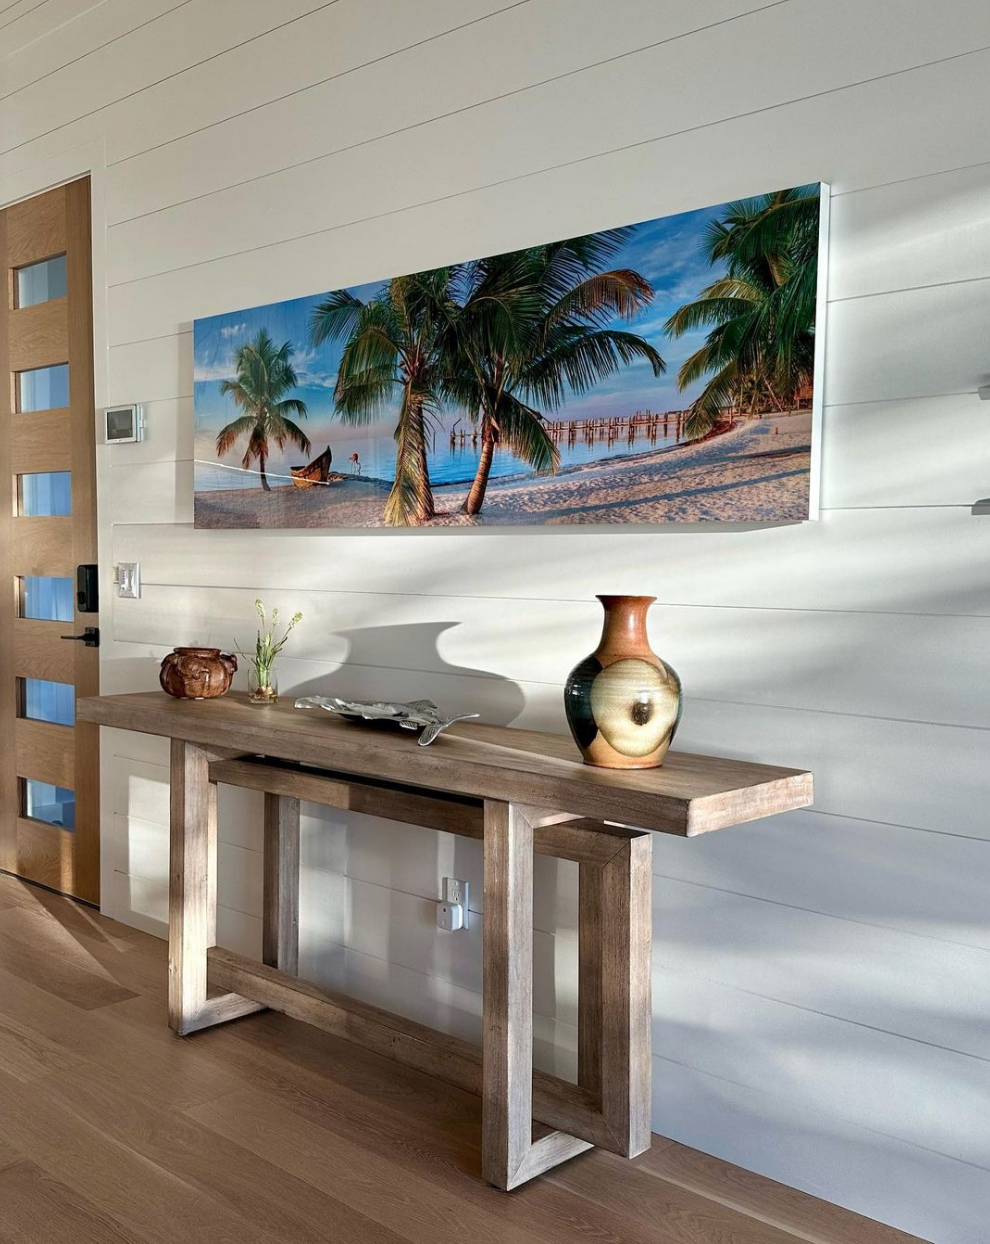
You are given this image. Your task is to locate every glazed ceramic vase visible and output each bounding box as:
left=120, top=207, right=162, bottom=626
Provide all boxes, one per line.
left=159, top=647, right=237, bottom=700
left=564, top=596, right=681, bottom=769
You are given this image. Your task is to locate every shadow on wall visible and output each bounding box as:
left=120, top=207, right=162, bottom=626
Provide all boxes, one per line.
left=290, top=620, right=528, bottom=725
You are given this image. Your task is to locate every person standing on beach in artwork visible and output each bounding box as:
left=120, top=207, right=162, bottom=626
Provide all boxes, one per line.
left=349, top=452, right=361, bottom=474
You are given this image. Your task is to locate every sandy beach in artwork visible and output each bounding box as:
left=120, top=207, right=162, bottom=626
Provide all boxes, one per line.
left=194, top=410, right=812, bottom=528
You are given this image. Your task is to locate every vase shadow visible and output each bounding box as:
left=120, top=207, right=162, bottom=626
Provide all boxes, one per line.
left=290, top=620, right=528, bottom=726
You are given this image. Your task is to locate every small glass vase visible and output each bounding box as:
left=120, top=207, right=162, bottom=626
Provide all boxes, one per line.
left=247, top=667, right=279, bottom=705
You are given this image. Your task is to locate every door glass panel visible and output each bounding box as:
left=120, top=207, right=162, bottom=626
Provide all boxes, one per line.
left=21, top=778, right=75, bottom=830
left=15, top=254, right=67, bottom=308
left=16, top=363, right=69, bottom=413
left=18, top=575, right=74, bottom=622
left=19, top=678, right=75, bottom=726
left=17, top=471, right=72, bottom=516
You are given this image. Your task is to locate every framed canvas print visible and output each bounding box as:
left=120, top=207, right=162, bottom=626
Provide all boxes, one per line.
left=194, top=183, right=828, bottom=529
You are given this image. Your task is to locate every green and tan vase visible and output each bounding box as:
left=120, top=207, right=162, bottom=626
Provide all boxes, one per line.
left=564, top=595, right=682, bottom=769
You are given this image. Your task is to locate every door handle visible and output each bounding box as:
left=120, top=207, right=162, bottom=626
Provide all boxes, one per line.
left=60, top=627, right=100, bottom=648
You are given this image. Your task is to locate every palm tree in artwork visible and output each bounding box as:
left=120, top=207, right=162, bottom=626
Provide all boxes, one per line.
left=309, top=270, right=453, bottom=526
left=444, top=230, right=667, bottom=516
left=665, top=186, right=820, bottom=438
left=216, top=328, right=311, bottom=491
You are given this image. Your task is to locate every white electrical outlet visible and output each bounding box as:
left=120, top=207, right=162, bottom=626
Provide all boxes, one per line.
left=437, top=877, right=469, bottom=931
left=116, top=562, right=141, bottom=599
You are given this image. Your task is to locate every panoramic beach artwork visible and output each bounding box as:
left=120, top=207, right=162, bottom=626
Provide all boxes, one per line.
left=193, top=184, right=827, bottom=528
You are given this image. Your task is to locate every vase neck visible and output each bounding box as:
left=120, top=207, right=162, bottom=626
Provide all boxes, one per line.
left=596, top=595, right=656, bottom=655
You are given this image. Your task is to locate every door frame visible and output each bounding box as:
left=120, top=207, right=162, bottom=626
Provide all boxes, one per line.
left=2, top=140, right=111, bottom=908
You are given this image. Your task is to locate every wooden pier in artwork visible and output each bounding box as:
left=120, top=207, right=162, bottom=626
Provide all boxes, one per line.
left=545, top=409, right=691, bottom=439
left=448, top=409, right=694, bottom=449
left=446, top=402, right=812, bottom=450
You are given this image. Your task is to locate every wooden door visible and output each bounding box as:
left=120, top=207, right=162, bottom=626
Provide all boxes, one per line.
left=0, top=178, right=99, bottom=904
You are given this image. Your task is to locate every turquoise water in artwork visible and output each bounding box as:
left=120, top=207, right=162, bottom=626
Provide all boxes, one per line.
left=196, top=420, right=683, bottom=491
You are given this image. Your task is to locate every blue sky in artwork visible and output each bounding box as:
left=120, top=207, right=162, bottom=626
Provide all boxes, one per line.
left=193, top=198, right=761, bottom=484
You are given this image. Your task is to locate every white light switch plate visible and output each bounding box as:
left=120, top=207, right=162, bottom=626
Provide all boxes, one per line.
left=116, top=562, right=141, bottom=599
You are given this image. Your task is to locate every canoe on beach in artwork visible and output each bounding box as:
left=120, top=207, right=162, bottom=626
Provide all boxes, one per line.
left=290, top=445, right=333, bottom=488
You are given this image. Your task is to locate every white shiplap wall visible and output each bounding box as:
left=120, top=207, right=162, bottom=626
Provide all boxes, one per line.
left=3, top=2, right=990, bottom=1239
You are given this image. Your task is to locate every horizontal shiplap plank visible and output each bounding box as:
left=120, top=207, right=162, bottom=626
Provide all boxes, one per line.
left=1, top=0, right=186, bottom=99
left=820, top=393, right=990, bottom=508
left=678, top=698, right=988, bottom=841
left=0, top=0, right=90, bottom=56
left=824, top=277, right=990, bottom=406
left=657, top=807, right=990, bottom=951
left=104, top=0, right=527, bottom=171
left=109, top=459, right=192, bottom=524
left=829, top=160, right=990, bottom=301
left=653, top=1056, right=990, bottom=1244
left=104, top=46, right=990, bottom=344
left=654, top=970, right=990, bottom=1169
left=108, top=333, right=191, bottom=404
left=0, top=0, right=337, bottom=156
left=105, top=0, right=990, bottom=285
left=656, top=877, right=990, bottom=1061
left=111, top=506, right=990, bottom=617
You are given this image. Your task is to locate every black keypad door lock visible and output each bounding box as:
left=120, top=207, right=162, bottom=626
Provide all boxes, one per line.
left=77, top=564, right=98, bottom=613
left=60, top=627, right=100, bottom=648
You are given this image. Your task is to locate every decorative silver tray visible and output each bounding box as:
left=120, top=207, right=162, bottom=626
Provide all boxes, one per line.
left=294, top=696, right=478, bottom=746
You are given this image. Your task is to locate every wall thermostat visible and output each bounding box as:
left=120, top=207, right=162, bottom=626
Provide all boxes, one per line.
left=104, top=404, right=144, bottom=443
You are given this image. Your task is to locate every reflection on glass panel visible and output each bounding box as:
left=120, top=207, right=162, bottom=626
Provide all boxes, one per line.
left=19, top=575, right=74, bottom=622
left=21, top=678, right=75, bottom=726
left=16, top=363, right=69, bottom=413
left=17, top=471, right=72, bottom=516
left=22, top=779, right=75, bottom=831
left=15, top=254, right=67, bottom=308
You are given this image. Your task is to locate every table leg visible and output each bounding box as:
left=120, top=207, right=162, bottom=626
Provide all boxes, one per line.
left=482, top=800, right=592, bottom=1190
left=599, top=832, right=652, bottom=1157
left=263, top=793, right=300, bottom=974
left=168, top=739, right=263, bottom=1035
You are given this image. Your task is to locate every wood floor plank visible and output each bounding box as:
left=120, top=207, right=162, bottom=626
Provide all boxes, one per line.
left=0, top=1068, right=282, bottom=1244
left=0, top=903, right=169, bottom=997
left=0, top=1158, right=141, bottom=1244
left=0, top=925, right=138, bottom=1009
left=0, top=1136, right=22, bottom=1172
left=0, top=1010, right=85, bottom=1083
left=29, top=1063, right=408, bottom=1244
left=0, top=963, right=244, bottom=1112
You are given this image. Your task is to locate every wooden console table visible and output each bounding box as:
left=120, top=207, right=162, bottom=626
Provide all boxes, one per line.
left=78, top=691, right=812, bottom=1190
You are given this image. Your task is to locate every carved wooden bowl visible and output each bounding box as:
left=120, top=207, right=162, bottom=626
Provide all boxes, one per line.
left=160, top=647, right=238, bottom=700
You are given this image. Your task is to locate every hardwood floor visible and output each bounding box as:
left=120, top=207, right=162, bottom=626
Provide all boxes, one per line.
left=0, top=874, right=927, bottom=1244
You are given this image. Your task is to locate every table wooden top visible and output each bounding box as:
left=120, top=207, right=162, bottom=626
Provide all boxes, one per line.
left=78, top=692, right=812, bottom=836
